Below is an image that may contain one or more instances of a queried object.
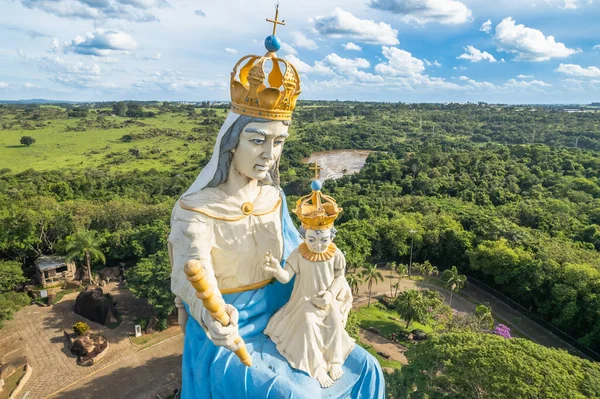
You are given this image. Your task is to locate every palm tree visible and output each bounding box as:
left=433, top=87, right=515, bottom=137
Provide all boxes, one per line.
left=345, top=273, right=361, bottom=297
left=388, top=262, right=396, bottom=297
left=394, top=263, right=407, bottom=297
left=359, top=264, right=384, bottom=307
left=394, top=289, right=427, bottom=329
left=475, top=304, right=494, bottom=330
left=66, top=230, right=106, bottom=284
left=441, top=266, right=467, bottom=307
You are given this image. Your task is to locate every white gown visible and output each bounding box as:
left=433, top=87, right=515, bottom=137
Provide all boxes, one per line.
left=264, top=246, right=355, bottom=378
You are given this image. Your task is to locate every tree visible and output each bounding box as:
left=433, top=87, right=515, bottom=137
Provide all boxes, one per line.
left=475, top=304, right=494, bottom=330
left=0, top=260, right=26, bottom=292
left=345, top=273, right=361, bottom=296
left=441, top=265, right=467, bottom=307
left=127, top=250, right=175, bottom=328
left=112, top=102, right=128, bottom=116
left=393, top=263, right=407, bottom=297
left=20, top=136, right=35, bottom=146
left=359, top=264, right=384, bottom=307
left=65, top=230, right=106, bottom=284
left=394, top=289, right=428, bottom=328
left=390, top=333, right=600, bottom=399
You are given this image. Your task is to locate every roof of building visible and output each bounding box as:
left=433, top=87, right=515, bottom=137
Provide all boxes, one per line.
left=35, top=256, right=68, bottom=271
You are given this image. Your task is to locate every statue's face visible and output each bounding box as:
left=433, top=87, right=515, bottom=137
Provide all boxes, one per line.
left=232, top=121, right=288, bottom=181
left=305, top=229, right=332, bottom=253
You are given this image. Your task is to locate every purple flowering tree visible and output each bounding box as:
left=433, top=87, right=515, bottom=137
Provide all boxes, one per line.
left=493, top=324, right=512, bottom=338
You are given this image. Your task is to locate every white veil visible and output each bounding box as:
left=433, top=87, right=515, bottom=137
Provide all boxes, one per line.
left=181, top=111, right=241, bottom=198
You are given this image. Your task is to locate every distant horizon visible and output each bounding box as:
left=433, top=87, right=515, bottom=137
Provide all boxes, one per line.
left=1, top=98, right=598, bottom=107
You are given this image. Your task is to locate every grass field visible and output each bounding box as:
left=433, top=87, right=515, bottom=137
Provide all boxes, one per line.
left=0, top=110, right=227, bottom=173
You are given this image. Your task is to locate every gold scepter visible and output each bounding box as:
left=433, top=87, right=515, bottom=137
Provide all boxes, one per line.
left=184, top=260, right=252, bottom=367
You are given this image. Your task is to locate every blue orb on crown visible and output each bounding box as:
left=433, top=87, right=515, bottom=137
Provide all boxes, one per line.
left=264, top=35, right=281, bottom=52
left=311, top=180, right=323, bottom=191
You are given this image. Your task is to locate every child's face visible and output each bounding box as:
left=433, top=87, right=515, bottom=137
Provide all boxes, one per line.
left=304, top=229, right=332, bottom=253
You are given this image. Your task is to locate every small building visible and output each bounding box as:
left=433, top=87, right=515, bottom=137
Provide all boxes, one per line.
left=35, top=256, right=76, bottom=287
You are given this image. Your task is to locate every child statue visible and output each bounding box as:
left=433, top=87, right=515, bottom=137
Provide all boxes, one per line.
left=263, top=179, right=355, bottom=389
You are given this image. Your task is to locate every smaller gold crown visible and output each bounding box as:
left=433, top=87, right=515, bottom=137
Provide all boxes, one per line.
left=293, top=165, right=342, bottom=230
left=229, top=5, right=301, bottom=121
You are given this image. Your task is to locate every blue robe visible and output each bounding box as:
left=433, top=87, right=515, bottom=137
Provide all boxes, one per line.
left=181, top=193, right=385, bottom=399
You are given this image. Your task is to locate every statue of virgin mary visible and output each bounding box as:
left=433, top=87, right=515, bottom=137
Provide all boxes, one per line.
left=168, top=10, right=385, bottom=398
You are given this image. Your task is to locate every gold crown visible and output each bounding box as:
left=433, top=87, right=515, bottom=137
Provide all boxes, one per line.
left=293, top=167, right=342, bottom=230
left=229, top=6, right=301, bottom=121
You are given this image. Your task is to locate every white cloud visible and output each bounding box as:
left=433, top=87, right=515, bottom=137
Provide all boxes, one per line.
left=594, top=45, right=600, bottom=51
left=133, top=70, right=224, bottom=91
left=555, top=63, right=600, bottom=77
left=505, top=79, right=552, bottom=88
left=480, top=19, right=492, bottom=34
left=280, top=42, right=297, bottom=55
left=369, top=0, right=473, bottom=25
left=517, top=74, right=533, bottom=78
left=343, top=42, right=362, bottom=51
left=544, top=0, right=587, bottom=9
left=18, top=0, right=167, bottom=22
left=195, top=9, right=206, bottom=17
left=151, top=52, right=161, bottom=60
left=459, top=76, right=497, bottom=90
left=285, top=55, right=336, bottom=76
left=321, top=53, right=382, bottom=83
left=24, top=82, right=41, bottom=88
left=63, top=30, right=138, bottom=56
left=375, top=46, right=425, bottom=76
left=453, top=66, right=467, bottom=71
left=0, top=82, right=9, bottom=89
left=311, top=8, right=399, bottom=45
left=424, top=59, right=441, bottom=67
left=458, top=46, right=496, bottom=63
left=290, top=32, right=318, bottom=50
left=224, top=48, right=238, bottom=55
left=493, top=17, right=580, bottom=61
left=323, top=53, right=370, bottom=69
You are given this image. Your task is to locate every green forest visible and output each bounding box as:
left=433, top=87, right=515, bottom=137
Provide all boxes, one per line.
left=1, top=101, right=600, bottom=393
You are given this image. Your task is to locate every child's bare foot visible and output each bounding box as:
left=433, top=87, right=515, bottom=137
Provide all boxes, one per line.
left=315, top=368, right=334, bottom=388
left=329, top=364, right=344, bottom=380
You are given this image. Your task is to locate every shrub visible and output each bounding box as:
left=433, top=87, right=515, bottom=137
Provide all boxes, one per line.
left=20, top=136, right=36, bottom=146
left=73, top=321, right=90, bottom=336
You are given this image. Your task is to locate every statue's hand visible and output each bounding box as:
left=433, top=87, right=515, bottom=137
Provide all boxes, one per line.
left=312, top=290, right=333, bottom=310
left=263, top=250, right=282, bottom=277
left=201, top=304, right=242, bottom=351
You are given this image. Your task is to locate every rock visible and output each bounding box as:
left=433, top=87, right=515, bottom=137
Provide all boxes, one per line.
left=74, top=288, right=118, bottom=326
left=99, top=279, right=107, bottom=287
left=47, top=293, right=56, bottom=305
left=64, top=280, right=82, bottom=290
left=145, top=316, right=159, bottom=334
left=71, top=335, right=96, bottom=357
left=382, top=367, right=395, bottom=374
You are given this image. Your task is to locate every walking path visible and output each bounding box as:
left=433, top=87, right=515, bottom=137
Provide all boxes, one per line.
left=2, top=283, right=182, bottom=399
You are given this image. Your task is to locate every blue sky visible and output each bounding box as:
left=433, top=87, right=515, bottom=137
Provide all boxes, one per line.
left=0, top=0, right=599, bottom=103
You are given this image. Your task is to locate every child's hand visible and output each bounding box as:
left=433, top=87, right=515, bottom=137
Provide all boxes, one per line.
left=263, top=250, right=281, bottom=276
left=312, top=290, right=333, bottom=310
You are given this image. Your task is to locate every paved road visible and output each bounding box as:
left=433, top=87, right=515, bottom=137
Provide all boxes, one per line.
left=353, top=267, right=588, bottom=358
